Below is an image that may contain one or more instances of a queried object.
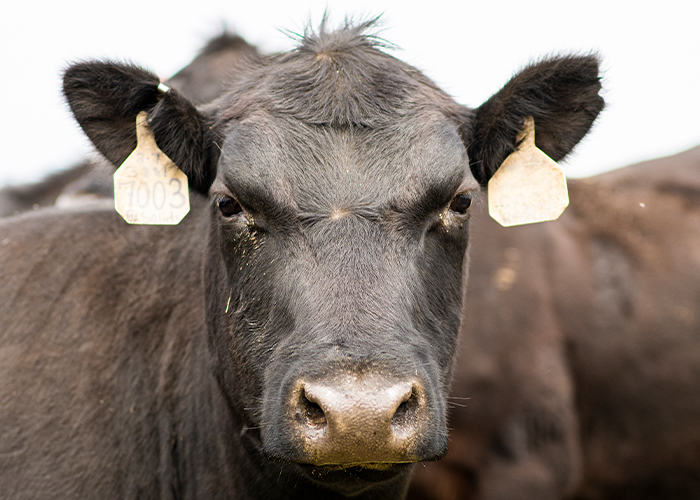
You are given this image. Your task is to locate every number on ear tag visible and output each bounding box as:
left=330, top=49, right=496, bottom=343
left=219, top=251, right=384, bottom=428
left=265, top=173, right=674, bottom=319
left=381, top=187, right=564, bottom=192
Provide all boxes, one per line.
left=114, top=111, right=190, bottom=225
left=488, top=117, right=568, bottom=227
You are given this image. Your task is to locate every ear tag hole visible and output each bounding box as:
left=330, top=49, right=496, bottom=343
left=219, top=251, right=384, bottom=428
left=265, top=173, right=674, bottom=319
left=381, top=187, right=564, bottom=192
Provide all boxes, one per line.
left=113, top=111, right=190, bottom=225
left=488, top=116, right=569, bottom=227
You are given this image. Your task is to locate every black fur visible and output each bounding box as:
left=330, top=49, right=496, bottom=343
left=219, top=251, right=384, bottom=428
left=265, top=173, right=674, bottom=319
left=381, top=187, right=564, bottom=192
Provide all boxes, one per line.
left=209, top=20, right=460, bottom=129
left=63, top=62, right=215, bottom=193
left=147, top=90, right=217, bottom=193
left=466, top=54, right=604, bottom=186
left=63, top=62, right=162, bottom=166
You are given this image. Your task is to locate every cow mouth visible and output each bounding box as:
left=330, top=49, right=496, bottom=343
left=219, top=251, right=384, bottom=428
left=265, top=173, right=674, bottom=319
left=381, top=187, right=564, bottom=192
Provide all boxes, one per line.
left=294, top=462, right=413, bottom=494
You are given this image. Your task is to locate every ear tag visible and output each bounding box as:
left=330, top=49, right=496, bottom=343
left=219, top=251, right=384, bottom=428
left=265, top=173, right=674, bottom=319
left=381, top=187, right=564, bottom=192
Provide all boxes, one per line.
left=488, top=117, right=568, bottom=227
left=113, top=111, right=190, bottom=225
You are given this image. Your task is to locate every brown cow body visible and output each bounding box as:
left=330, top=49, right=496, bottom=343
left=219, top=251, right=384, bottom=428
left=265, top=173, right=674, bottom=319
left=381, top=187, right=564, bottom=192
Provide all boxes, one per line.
left=408, top=145, right=700, bottom=500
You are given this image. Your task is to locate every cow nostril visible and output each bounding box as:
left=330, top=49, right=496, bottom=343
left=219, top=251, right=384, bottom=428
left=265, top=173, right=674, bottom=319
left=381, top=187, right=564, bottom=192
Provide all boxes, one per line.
left=391, top=387, right=420, bottom=431
left=298, top=388, right=327, bottom=430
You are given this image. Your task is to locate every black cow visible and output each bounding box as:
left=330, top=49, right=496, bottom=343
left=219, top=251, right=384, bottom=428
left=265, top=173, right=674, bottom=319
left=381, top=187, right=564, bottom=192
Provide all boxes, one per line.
left=0, top=21, right=603, bottom=499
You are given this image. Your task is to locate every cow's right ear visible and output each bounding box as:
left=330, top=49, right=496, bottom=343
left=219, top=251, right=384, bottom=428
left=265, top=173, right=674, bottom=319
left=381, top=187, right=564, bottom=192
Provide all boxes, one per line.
left=63, top=61, right=216, bottom=194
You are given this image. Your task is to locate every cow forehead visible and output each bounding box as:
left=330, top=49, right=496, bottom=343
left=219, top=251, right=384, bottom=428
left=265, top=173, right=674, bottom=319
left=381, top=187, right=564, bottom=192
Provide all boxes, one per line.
left=216, top=110, right=474, bottom=213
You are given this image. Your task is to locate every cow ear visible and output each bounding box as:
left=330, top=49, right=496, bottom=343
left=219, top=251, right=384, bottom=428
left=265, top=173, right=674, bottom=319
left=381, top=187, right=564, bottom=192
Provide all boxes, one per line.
left=465, top=55, right=604, bottom=187
left=63, top=61, right=216, bottom=194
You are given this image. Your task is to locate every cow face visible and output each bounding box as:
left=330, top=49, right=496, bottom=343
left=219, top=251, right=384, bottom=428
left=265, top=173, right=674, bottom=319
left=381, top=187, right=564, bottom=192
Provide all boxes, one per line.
left=208, top=107, right=476, bottom=464
left=63, top=22, right=602, bottom=497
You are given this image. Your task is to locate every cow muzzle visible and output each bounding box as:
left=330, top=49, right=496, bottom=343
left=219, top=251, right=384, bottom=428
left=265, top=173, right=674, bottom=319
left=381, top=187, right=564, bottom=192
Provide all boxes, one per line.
left=263, top=372, right=446, bottom=467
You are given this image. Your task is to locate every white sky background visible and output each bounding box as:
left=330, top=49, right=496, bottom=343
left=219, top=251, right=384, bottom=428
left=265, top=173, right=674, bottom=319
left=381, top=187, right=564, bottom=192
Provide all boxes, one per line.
left=1, top=1, right=698, bottom=186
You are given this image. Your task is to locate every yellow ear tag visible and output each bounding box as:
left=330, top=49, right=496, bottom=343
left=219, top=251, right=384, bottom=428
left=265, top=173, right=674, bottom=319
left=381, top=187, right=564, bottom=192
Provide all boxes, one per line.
left=488, top=117, right=568, bottom=227
left=113, top=111, right=190, bottom=225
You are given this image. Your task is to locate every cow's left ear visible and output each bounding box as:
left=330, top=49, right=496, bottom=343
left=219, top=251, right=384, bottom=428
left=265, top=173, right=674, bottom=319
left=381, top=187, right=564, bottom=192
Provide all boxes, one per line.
left=464, top=54, right=604, bottom=187
left=63, top=61, right=216, bottom=194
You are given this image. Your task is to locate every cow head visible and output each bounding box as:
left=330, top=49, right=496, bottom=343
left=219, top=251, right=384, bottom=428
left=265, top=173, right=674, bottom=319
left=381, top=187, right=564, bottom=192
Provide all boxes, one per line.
left=63, top=22, right=602, bottom=498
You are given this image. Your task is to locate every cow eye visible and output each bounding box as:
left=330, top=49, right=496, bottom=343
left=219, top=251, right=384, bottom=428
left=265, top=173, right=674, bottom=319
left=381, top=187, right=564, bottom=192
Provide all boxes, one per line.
left=218, top=197, right=243, bottom=217
left=449, top=193, right=472, bottom=214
